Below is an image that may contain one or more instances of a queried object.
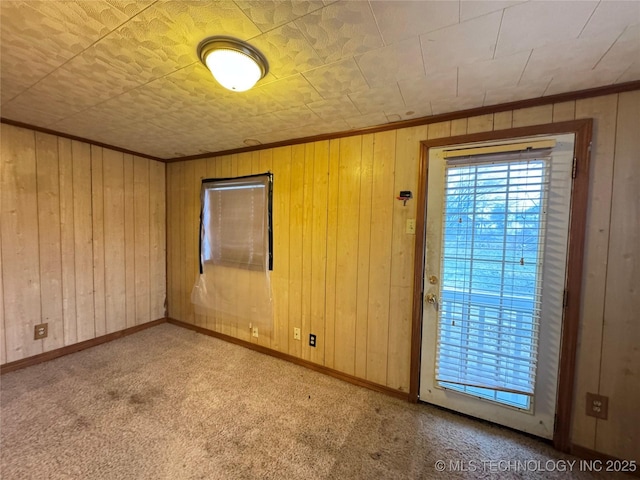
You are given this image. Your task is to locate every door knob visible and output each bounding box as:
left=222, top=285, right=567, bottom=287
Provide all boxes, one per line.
left=425, top=293, right=439, bottom=311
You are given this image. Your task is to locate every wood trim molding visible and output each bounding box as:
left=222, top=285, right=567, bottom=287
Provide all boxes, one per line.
left=167, top=318, right=410, bottom=401
left=165, top=80, right=640, bottom=163
left=0, top=318, right=167, bottom=374
left=0, top=118, right=164, bottom=163
left=409, top=119, right=593, bottom=452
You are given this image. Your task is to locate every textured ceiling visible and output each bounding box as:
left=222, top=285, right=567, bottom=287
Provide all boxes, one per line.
left=1, top=0, right=639, bottom=160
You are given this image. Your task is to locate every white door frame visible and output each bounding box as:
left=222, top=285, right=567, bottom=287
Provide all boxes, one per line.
left=408, top=120, right=593, bottom=452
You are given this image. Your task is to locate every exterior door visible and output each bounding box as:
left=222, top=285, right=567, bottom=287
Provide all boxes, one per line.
left=419, top=134, right=575, bottom=439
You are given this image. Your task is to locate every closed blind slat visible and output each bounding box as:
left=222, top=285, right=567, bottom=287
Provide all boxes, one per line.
left=435, top=159, right=549, bottom=397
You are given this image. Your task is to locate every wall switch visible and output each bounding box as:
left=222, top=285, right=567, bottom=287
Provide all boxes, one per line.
left=34, top=323, right=48, bottom=340
left=252, top=327, right=259, bottom=338
left=586, top=393, right=608, bottom=420
left=406, top=219, right=416, bottom=234
left=294, top=327, right=301, bottom=340
left=309, top=334, right=316, bottom=347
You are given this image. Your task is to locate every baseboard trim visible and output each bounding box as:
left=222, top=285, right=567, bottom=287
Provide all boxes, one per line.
left=167, top=318, right=409, bottom=401
left=569, top=445, right=640, bottom=477
left=0, top=318, right=167, bottom=374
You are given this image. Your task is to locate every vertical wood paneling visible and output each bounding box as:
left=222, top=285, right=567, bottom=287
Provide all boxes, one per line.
left=103, top=149, right=126, bottom=334
left=310, top=141, right=329, bottom=365
left=450, top=118, right=468, bottom=136
left=1, top=125, right=165, bottom=364
left=134, top=156, right=150, bottom=325
left=181, top=161, right=196, bottom=327
left=72, top=141, right=95, bottom=342
left=334, top=136, right=361, bottom=375
left=493, top=111, right=513, bottom=130
left=272, top=146, right=291, bottom=353
left=301, top=144, right=314, bottom=359
left=367, top=130, right=396, bottom=385
left=387, top=125, right=428, bottom=391
left=597, top=90, right=640, bottom=461
left=553, top=101, right=576, bottom=122
left=35, top=132, right=64, bottom=351
left=149, top=160, right=166, bottom=321
left=288, top=145, right=305, bottom=358
left=58, top=138, right=77, bottom=346
left=91, top=146, right=106, bottom=337
left=324, top=139, right=340, bottom=368
left=1, top=126, right=42, bottom=361
left=355, top=134, right=374, bottom=378
left=570, top=95, right=619, bottom=449
left=123, top=155, right=136, bottom=328
left=467, top=114, right=494, bottom=134
left=512, top=105, right=553, bottom=127
left=167, top=162, right=181, bottom=321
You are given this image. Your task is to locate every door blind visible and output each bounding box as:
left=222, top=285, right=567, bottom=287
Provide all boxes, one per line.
left=435, top=158, right=550, bottom=396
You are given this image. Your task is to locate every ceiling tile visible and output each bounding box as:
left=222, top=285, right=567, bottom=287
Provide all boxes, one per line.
left=370, top=0, right=459, bottom=45
left=617, top=61, right=640, bottom=84
left=460, top=1, right=523, bottom=22
left=306, top=95, right=361, bottom=120
left=344, top=112, right=388, bottom=129
left=579, top=1, right=640, bottom=39
left=356, top=37, right=424, bottom=88
left=520, top=31, right=620, bottom=85
left=398, top=69, right=458, bottom=105
left=545, top=63, right=631, bottom=97
left=294, top=0, right=383, bottom=63
left=430, top=92, right=486, bottom=115
left=595, top=24, right=640, bottom=72
left=495, top=1, right=598, bottom=58
left=235, top=0, right=324, bottom=33
left=420, top=11, right=503, bottom=71
left=348, top=84, right=405, bottom=115
left=250, top=22, right=324, bottom=78
left=458, top=51, right=530, bottom=97
left=384, top=103, right=433, bottom=122
left=0, top=76, right=24, bottom=105
left=484, top=79, right=549, bottom=107
left=256, top=74, right=323, bottom=107
left=0, top=99, right=67, bottom=127
left=303, top=57, right=369, bottom=99
left=272, top=105, right=321, bottom=127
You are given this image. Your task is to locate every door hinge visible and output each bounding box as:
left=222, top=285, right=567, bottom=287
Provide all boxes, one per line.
left=563, top=289, right=568, bottom=309
left=571, top=157, right=577, bottom=179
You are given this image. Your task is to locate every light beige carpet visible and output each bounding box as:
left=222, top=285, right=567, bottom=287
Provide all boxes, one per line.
left=0, top=324, right=628, bottom=479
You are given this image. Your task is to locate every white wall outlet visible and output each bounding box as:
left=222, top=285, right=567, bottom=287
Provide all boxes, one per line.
left=293, top=327, right=301, bottom=340
left=406, top=218, right=416, bottom=234
left=252, top=327, right=259, bottom=338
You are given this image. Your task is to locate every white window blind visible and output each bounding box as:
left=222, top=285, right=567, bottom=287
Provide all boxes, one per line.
left=201, top=175, right=271, bottom=271
left=435, top=158, right=550, bottom=396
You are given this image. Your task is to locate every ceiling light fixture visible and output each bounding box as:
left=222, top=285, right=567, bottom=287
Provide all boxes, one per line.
left=197, top=36, right=268, bottom=92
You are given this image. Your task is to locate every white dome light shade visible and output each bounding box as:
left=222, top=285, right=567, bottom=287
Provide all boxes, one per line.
left=204, top=48, right=262, bottom=92
left=198, top=37, right=268, bottom=93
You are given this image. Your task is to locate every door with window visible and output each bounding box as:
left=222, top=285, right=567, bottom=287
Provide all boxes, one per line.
left=419, top=134, right=575, bottom=438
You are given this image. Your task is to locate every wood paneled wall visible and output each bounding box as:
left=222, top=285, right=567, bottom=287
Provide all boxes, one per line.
left=166, top=91, right=639, bottom=462
left=0, top=124, right=166, bottom=364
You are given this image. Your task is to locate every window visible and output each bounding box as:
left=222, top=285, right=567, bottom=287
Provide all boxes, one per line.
left=200, top=174, right=272, bottom=272
left=436, top=158, right=549, bottom=409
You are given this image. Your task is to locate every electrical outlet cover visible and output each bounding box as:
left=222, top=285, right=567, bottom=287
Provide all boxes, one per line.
left=309, top=334, right=316, bottom=347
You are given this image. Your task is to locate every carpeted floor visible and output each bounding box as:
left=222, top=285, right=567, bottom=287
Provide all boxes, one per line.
left=0, top=324, right=629, bottom=479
